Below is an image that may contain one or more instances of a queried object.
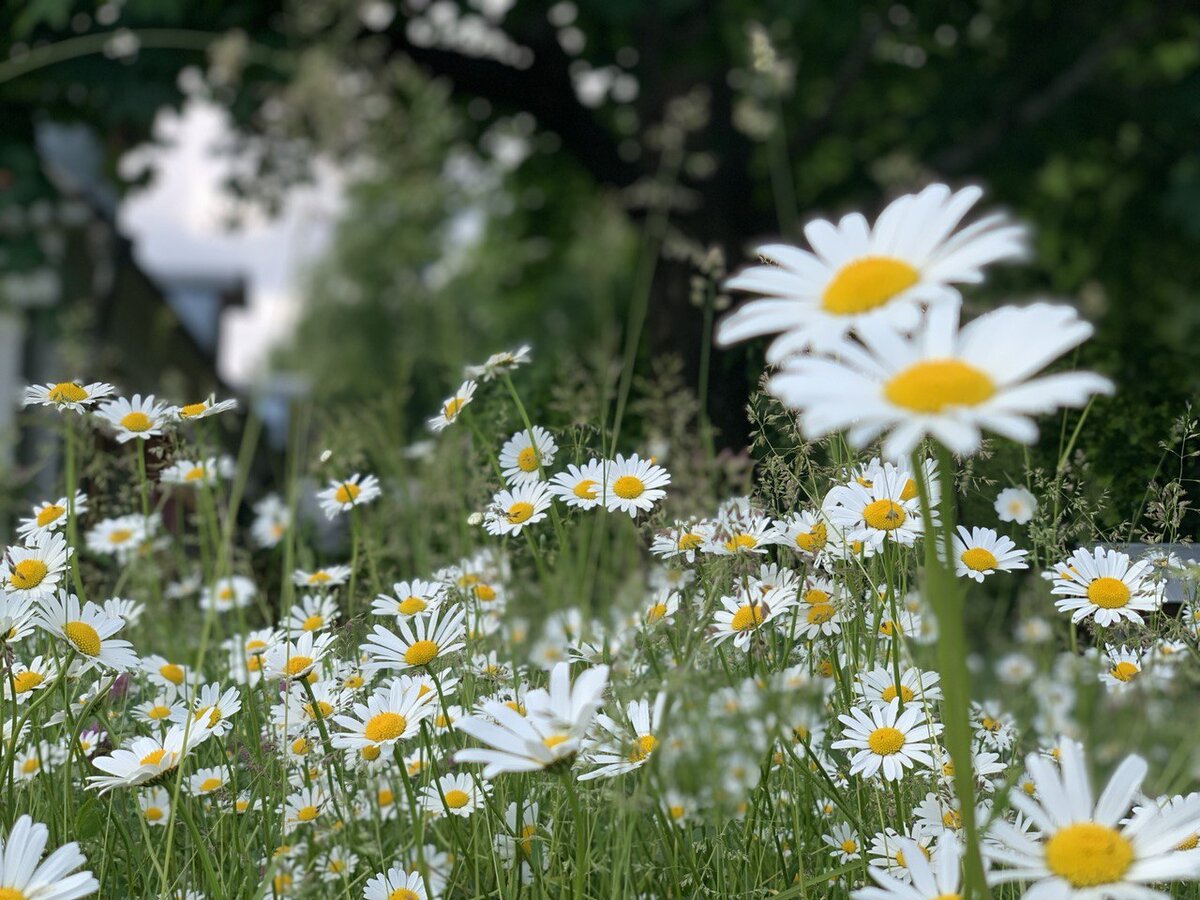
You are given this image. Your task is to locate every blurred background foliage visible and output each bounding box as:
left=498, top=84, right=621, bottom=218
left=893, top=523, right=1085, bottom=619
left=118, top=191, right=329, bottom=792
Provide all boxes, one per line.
left=2, top=0, right=1199, bottom=528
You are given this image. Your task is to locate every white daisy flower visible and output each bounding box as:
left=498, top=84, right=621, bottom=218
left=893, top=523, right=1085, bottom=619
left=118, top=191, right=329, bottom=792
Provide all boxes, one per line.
left=547, top=460, right=606, bottom=510
left=794, top=597, right=844, bottom=640
left=499, top=425, right=558, bottom=485
left=601, top=454, right=671, bottom=518
left=158, top=458, right=220, bottom=488
left=293, top=565, right=352, bottom=589
left=360, top=605, right=467, bottom=672
left=371, top=579, right=446, bottom=620
left=317, top=473, right=381, bottom=519
left=84, top=514, right=148, bottom=560
left=464, top=344, right=531, bottom=381
left=1099, top=645, right=1145, bottom=691
left=200, top=575, right=257, bottom=613
left=579, top=694, right=666, bottom=780
left=37, top=593, right=139, bottom=673
left=995, top=486, right=1037, bottom=524
left=483, top=481, right=554, bottom=536
left=823, top=822, right=863, bottom=863
left=3, top=655, right=58, bottom=704
left=639, top=588, right=681, bottom=629
left=171, top=395, right=238, bottom=421
left=88, top=724, right=212, bottom=793
left=867, top=827, right=935, bottom=883
left=709, top=586, right=797, bottom=650
left=364, top=865, right=428, bottom=900
left=251, top=494, right=290, bottom=548
left=0, top=815, right=98, bottom=898
left=428, top=380, right=477, bottom=432
left=283, top=785, right=328, bottom=832
left=854, top=667, right=942, bottom=709
left=494, top=801, right=549, bottom=882
left=1, top=594, right=38, bottom=643
left=420, top=773, right=489, bottom=818
left=774, top=509, right=831, bottom=561
left=284, top=593, right=340, bottom=634
left=854, top=830, right=962, bottom=900
left=3, top=531, right=72, bottom=601
left=262, top=631, right=336, bottom=681
left=330, top=678, right=436, bottom=757
left=139, top=787, right=172, bottom=826
left=1051, top=547, right=1163, bottom=627
left=985, top=737, right=1200, bottom=896
left=178, top=683, right=242, bottom=736
left=832, top=698, right=943, bottom=781
left=16, top=492, right=88, bottom=539
left=188, top=766, right=228, bottom=796
left=23, top=380, right=115, bottom=412
left=142, top=654, right=192, bottom=693
left=824, top=472, right=925, bottom=550
left=770, top=301, right=1113, bottom=461
left=703, top=513, right=779, bottom=556
left=649, top=520, right=711, bottom=562
left=951, top=526, right=1029, bottom=582
left=718, top=183, right=1026, bottom=360
left=95, top=394, right=173, bottom=442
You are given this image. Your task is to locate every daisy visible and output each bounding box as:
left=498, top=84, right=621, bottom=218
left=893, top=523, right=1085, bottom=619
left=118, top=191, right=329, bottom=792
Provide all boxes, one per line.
left=95, top=394, right=173, bottom=442
left=371, top=579, right=446, bottom=620
left=995, top=486, right=1037, bottom=524
left=88, top=724, right=211, bottom=793
left=854, top=830, right=963, bottom=900
left=771, top=301, right=1113, bottom=460
left=285, top=593, right=339, bottom=634
left=718, top=183, right=1026, bottom=359
left=12, top=741, right=65, bottom=782
left=709, top=586, right=796, bottom=650
left=85, top=514, right=147, bottom=560
left=0, top=815, right=98, bottom=898
left=483, top=481, right=554, bottom=536
left=494, top=801, right=548, bottom=882
left=832, top=699, right=943, bottom=781
left=1099, top=645, right=1145, bottom=690
left=703, top=513, right=779, bottom=556
left=420, top=773, right=490, bottom=818
left=854, top=667, right=942, bottom=709
left=293, top=564, right=352, bottom=589
left=4, top=655, right=58, bottom=704
left=794, top=598, right=845, bottom=641
left=23, top=380, right=115, bottom=413
left=868, top=827, right=935, bottom=883
left=499, top=425, right=558, bottom=484
left=158, top=458, right=220, bottom=488
left=200, top=575, right=257, bottom=613
left=331, top=679, right=436, bottom=757
left=142, top=654, right=192, bottom=692
left=579, top=694, right=666, bottom=780
left=37, top=594, right=139, bottom=673
left=319, top=847, right=359, bottom=883
left=454, top=663, right=608, bottom=776
left=188, top=766, right=228, bottom=796
left=139, top=787, right=172, bottom=826
left=951, top=526, right=1028, bottom=582
left=824, top=472, right=925, bottom=550
left=318, top=473, right=381, bottom=519
left=639, top=588, right=681, bottom=628
left=464, top=344, right=531, bottom=380
left=251, top=494, right=291, bottom=548
left=171, top=395, right=238, bottom=421
left=1051, top=547, right=1163, bottom=627
left=16, top=492, right=88, bottom=539
left=134, top=696, right=184, bottom=727
left=821, top=824, right=864, bottom=865
left=774, top=510, right=830, bottom=561
left=283, top=785, right=328, bottom=832
left=428, top=380, right=477, bottom=432
left=262, top=631, right=336, bottom=681
left=602, top=454, right=671, bottom=518
left=3, top=531, right=71, bottom=601
left=547, top=460, right=606, bottom=510
left=363, top=865, right=428, bottom=900
left=179, top=683, right=242, bottom=736
left=103, top=596, right=143, bottom=626
left=985, top=737, right=1200, bottom=896
left=1, top=594, right=38, bottom=643
left=360, top=605, right=467, bottom=672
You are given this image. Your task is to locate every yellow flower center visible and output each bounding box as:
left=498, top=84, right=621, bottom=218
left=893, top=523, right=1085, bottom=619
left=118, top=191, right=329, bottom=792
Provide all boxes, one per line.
left=645, top=603, right=668, bottom=624
left=199, top=777, right=223, bottom=792
left=802, top=589, right=828, bottom=605
left=296, top=805, right=319, bottom=822
left=304, top=701, right=332, bottom=719
left=390, top=890, right=420, bottom=900
left=140, top=748, right=168, bottom=766
left=506, top=502, right=535, bottom=524
left=35, top=504, right=66, bottom=527
left=840, top=838, right=857, bottom=853
left=473, top=583, right=496, bottom=602
left=573, top=479, right=598, bottom=500
left=817, top=659, right=834, bottom=678
left=542, top=734, right=570, bottom=749
left=443, top=789, right=470, bottom=809
left=677, top=532, right=703, bottom=551
left=900, top=478, right=919, bottom=501
left=1088, top=577, right=1131, bottom=609
left=1176, top=834, right=1199, bottom=851
left=361, top=745, right=380, bottom=761
left=48, top=382, right=89, bottom=403
left=108, top=528, right=133, bottom=544
left=301, top=614, right=324, bottom=632
left=866, top=726, right=906, bottom=755
left=961, top=547, right=998, bottom=571
left=183, top=467, right=206, bottom=482
left=13, top=671, right=44, bottom=693
left=822, top=256, right=920, bottom=315
left=1044, top=822, right=1133, bottom=887
left=863, top=499, right=907, bottom=531
left=730, top=603, right=766, bottom=632
left=628, top=733, right=658, bottom=762
left=9, top=559, right=49, bottom=591
left=21, top=758, right=39, bottom=775
left=795, top=523, right=827, bottom=552
left=1109, top=662, right=1139, bottom=682
left=64, top=620, right=100, bottom=656
left=397, top=596, right=427, bottom=615
left=159, top=663, right=185, bottom=685
left=178, top=402, right=208, bottom=418
left=884, top=359, right=996, bottom=413
left=377, top=788, right=394, bottom=807
left=364, top=711, right=408, bottom=743
left=148, top=704, right=171, bottom=720
left=806, top=603, right=836, bottom=625
left=880, top=685, right=914, bottom=703
left=308, top=572, right=332, bottom=584
left=668, top=805, right=685, bottom=820
left=334, top=482, right=361, bottom=504
left=612, top=475, right=645, bottom=499
left=942, top=809, right=963, bottom=829
left=284, top=655, right=314, bottom=677
left=145, top=807, right=164, bottom=822
left=120, top=411, right=153, bottom=432
left=517, top=446, right=540, bottom=472
left=404, top=640, right=439, bottom=666
left=291, top=738, right=309, bottom=755
left=724, top=533, right=758, bottom=552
